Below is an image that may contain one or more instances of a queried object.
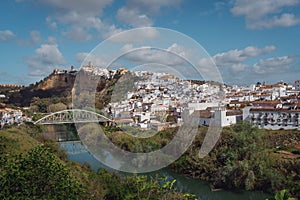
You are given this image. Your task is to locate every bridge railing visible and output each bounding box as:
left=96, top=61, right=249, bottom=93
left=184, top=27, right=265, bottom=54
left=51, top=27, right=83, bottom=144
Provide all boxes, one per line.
left=34, top=109, right=112, bottom=125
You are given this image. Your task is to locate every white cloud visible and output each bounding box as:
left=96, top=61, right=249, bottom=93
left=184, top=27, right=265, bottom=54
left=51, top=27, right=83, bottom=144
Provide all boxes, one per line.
left=26, top=0, right=113, bottom=15
left=117, top=7, right=153, bottom=27
left=0, top=30, right=15, bottom=42
left=76, top=52, right=113, bottom=67
left=120, top=44, right=134, bottom=53
left=167, top=43, right=194, bottom=59
left=124, top=0, right=182, bottom=14
left=18, top=0, right=113, bottom=41
left=47, top=36, right=57, bottom=45
left=197, top=45, right=276, bottom=77
left=120, top=43, right=194, bottom=66
left=231, top=0, right=300, bottom=29
left=54, top=10, right=104, bottom=41
left=253, top=56, right=294, bottom=74
left=101, top=25, right=125, bottom=40
left=213, top=45, right=276, bottom=67
left=119, top=43, right=207, bottom=79
left=62, top=26, right=92, bottom=42
left=116, top=0, right=182, bottom=27
left=230, top=63, right=248, bottom=74
left=26, top=42, right=66, bottom=76
left=46, top=16, right=57, bottom=29
left=249, top=13, right=300, bottom=29
left=107, top=27, right=159, bottom=43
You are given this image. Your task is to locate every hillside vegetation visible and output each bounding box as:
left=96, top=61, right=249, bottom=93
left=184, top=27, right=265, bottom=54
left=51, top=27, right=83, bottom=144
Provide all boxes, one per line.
left=93, top=122, right=300, bottom=199
left=0, top=124, right=197, bottom=199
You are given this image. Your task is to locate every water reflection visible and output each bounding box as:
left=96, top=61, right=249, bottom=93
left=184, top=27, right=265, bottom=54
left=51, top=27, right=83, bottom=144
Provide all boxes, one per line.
left=60, top=141, right=271, bottom=200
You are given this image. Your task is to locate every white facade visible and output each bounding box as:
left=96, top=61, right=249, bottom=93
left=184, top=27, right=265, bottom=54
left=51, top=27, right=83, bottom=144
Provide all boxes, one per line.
left=247, top=109, right=300, bottom=130
left=294, top=80, right=300, bottom=91
left=199, top=109, right=239, bottom=127
left=214, top=109, right=237, bottom=127
left=188, top=102, right=219, bottom=112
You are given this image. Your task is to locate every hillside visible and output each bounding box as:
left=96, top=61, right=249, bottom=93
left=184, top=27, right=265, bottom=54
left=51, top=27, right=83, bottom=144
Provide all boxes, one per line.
left=0, top=124, right=197, bottom=199
left=7, top=67, right=127, bottom=108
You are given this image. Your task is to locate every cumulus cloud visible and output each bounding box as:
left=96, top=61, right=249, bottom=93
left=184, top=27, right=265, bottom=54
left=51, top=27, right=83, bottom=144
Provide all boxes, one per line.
left=101, top=25, right=125, bottom=40
left=206, top=45, right=276, bottom=68
left=119, top=43, right=195, bottom=67
left=253, top=56, right=294, bottom=74
left=230, top=63, right=248, bottom=74
left=46, top=16, right=57, bottom=29
left=249, top=13, right=300, bottom=29
left=53, top=10, right=104, bottom=41
left=117, top=0, right=182, bottom=27
left=117, top=7, right=153, bottom=27
left=47, top=36, right=57, bottom=45
left=166, top=43, right=195, bottom=59
left=22, top=0, right=113, bottom=15
left=26, top=41, right=66, bottom=76
left=0, top=30, right=16, bottom=42
left=76, top=52, right=115, bottom=68
left=107, top=27, right=159, bottom=43
left=123, top=48, right=186, bottom=66
left=197, top=45, right=276, bottom=77
left=18, top=0, right=113, bottom=41
left=231, top=0, right=300, bottom=29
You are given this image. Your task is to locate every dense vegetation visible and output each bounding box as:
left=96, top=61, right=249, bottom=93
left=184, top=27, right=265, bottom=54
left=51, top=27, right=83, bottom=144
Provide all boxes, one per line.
left=95, top=122, right=300, bottom=199
left=0, top=119, right=299, bottom=199
left=0, top=124, right=197, bottom=199
left=171, top=122, right=300, bottom=199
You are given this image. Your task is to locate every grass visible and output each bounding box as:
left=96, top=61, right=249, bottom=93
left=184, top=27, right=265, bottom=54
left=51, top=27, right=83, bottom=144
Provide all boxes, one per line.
left=0, top=126, right=39, bottom=155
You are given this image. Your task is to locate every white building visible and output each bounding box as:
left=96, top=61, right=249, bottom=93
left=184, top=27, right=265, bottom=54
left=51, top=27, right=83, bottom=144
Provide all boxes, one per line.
left=294, top=80, right=300, bottom=91
left=197, top=108, right=242, bottom=127
left=246, top=107, right=300, bottom=130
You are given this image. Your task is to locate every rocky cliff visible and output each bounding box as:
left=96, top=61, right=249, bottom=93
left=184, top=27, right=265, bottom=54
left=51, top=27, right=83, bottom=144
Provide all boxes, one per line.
left=7, top=67, right=127, bottom=108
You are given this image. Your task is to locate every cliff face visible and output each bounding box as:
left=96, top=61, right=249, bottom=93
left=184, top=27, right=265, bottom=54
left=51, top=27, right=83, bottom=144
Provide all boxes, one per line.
left=8, top=70, right=77, bottom=106
left=36, top=72, right=76, bottom=91
left=8, top=67, right=126, bottom=107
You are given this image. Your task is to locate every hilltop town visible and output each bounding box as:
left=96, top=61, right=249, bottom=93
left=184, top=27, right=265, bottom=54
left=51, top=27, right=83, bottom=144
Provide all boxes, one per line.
left=1, top=64, right=300, bottom=131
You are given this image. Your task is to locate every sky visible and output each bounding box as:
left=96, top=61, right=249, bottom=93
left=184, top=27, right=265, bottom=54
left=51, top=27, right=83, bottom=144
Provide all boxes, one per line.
left=1, top=0, right=300, bottom=86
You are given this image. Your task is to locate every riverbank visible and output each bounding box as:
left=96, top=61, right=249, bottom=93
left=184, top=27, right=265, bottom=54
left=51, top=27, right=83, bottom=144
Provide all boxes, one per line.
left=0, top=123, right=197, bottom=199
left=169, top=122, right=300, bottom=199
left=60, top=140, right=271, bottom=200
left=85, top=122, right=299, bottom=199
left=1, top=122, right=298, bottom=199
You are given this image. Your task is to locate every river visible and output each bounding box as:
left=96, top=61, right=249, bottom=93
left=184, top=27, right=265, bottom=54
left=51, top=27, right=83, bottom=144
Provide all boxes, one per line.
left=60, top=141, right=272, bottom=200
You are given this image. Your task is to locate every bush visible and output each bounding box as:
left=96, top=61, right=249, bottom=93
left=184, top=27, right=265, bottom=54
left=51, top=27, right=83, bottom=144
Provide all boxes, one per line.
left=0, top=145, right=85, bottom=199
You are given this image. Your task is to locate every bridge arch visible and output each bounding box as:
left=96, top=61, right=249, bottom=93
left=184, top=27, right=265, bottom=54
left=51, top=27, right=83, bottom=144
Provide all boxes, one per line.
left=34, top=109, right=112, bottom=125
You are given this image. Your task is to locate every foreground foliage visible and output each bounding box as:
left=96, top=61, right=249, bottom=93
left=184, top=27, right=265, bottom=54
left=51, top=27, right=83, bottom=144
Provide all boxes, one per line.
left=0, top=125, right=198, bottom=199
left=83, top=121, right=299, bottom=198
left=0, top=145, right=84, bottom=199
left=171, top=122, right=300, bottom=199
left=96, top=169, right=197, bottom=200
left=266, top=189, right=296, bottom=200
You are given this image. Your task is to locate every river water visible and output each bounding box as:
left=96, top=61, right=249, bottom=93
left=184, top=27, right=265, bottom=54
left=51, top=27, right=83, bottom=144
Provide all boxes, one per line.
left=60, top=141, right=271, bottom=200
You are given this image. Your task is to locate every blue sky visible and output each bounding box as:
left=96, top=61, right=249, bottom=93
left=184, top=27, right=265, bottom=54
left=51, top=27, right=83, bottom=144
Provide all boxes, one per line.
left=1, top=0, right=300, bottom=86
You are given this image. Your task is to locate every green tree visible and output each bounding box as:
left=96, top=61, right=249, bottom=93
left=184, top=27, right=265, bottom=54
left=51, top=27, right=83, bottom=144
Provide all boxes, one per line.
left=47, top=102, right=67, bottom=113
left=0, top=145, right=85, bottom=199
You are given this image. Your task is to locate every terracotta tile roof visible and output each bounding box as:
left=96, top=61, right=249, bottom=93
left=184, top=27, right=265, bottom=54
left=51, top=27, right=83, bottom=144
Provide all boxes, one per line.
left=251, top=100, right=281, bottom=106
left=226, top=110, right=242, bottom=116
left=250, top=108, right=300, bottom=113
left=194, top=110, right=214, bottom=118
